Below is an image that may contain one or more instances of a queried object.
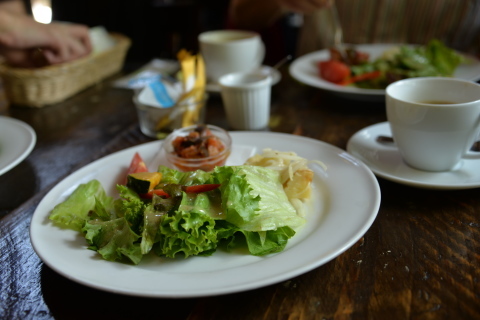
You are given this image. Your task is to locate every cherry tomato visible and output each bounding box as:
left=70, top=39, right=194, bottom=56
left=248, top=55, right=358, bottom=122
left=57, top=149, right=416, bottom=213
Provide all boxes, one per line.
left=139, top=184, right=221, bottom=199
left=354, top=51, right=370, bottom=64
left=123, top=152, right=148, bottom=184
left=318, top=60, right=350, bottom=84
left=140, top=189, right=170, bottom=199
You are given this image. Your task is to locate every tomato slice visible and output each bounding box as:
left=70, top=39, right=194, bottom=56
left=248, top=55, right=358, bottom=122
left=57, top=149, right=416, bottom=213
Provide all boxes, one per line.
left=140, top=189, right=170, bottom=199
left=184, top=184, right=221, bottom=193
left=128, top=152, right=148, bottom=174
left=123, top=152, right=148, bottom=184
left=318, top=60, right=350, bottom=84
left=139, top=184, right=221, bottom=199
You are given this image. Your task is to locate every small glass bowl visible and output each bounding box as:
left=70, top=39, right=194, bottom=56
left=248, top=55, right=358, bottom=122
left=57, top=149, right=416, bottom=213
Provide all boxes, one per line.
left=162, top=124, right=232, bottom=172
left=133, top=92, right=208, bottom=139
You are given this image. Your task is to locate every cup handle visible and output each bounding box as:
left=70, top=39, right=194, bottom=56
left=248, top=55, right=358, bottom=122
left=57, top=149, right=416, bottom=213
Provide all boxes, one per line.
left=464, top=140, right=480, bottom=158
left=464, top=125, right=480, bottom=158
left=256, top=41, right=265, bottom=67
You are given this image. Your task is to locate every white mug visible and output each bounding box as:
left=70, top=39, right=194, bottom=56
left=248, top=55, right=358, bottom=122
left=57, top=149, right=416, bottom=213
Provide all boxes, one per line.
left=386, top=77, right=480, bottom=172
left=198, top=30, right=265, bottom=84
left=219, top=71, right=272, bottom=130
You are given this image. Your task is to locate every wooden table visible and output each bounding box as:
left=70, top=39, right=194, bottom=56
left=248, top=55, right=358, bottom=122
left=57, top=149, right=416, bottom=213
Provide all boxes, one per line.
left=1, top=68, right=479, bottom=320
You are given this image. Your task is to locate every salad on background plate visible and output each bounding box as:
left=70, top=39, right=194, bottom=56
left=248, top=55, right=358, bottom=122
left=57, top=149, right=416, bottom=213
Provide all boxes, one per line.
left=289, top=41, right=480, bottom=101
left=318, top=39, right=464, bottom=89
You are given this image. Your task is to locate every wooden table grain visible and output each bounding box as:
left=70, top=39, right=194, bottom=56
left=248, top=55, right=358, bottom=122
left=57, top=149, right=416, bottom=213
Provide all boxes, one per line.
left=1, top=69, right=479, bottom=320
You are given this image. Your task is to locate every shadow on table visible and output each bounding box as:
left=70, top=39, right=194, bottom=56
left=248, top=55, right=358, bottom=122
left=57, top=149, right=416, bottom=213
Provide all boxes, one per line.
left=0, top=160, right=37, bottom=219
left=41, top=265, right=196, bottom=320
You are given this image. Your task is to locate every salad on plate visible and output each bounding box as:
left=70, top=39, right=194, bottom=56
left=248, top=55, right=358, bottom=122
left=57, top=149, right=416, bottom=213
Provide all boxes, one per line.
left=48, top=148, right=318, bottom=265
left=318, top=39, right=465, bottom=89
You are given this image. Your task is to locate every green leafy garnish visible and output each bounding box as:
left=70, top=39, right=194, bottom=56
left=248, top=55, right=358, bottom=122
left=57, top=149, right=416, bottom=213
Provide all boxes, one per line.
left=49, top=165, right=304, bottom=265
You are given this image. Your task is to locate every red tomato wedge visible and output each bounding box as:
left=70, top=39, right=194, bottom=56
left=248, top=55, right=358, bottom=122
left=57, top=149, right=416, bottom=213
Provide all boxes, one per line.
left=318, top=60, right=350, bottom=84
left=183, top=184, right=221, bottom=193
left=140, top=189, right=170, bottom=199
left=139, top=183, right=220, bottom=199
left=128, top=152, right=148, bottom=174
left=123, top=152, right=148, bottom=184
left=139, top=184, right=221, bottom=199
left=340, top=71, right=381, bottom=86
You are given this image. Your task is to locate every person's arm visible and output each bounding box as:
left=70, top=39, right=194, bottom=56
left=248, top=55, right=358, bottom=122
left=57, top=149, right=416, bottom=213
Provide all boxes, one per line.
left=229, top=0, right=332, bottom=30
left=0, top=0, right=92, bottom=68
left=0, top=0, right=27, bottom=15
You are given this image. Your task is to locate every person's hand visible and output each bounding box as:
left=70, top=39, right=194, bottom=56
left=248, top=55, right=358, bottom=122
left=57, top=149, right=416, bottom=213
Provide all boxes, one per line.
left=0, top=11, right=92, bottom=68
left=278, top=0, right=333, bottom=13
left=38, top=21, right=92, bottom=66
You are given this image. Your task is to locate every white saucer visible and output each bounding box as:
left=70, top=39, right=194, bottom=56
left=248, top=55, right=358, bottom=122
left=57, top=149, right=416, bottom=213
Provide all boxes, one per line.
left=206, top=65, right=282, bottom=93
left=346, top=122, right=480, bottom=190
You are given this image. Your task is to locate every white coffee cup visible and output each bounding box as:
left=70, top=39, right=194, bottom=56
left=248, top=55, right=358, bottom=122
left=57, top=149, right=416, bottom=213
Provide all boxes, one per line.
left=198, top=30, right=265, bottom=84
left=386, top=77, right=480, bottom=172
left=219, top=71, right=272, bottom=130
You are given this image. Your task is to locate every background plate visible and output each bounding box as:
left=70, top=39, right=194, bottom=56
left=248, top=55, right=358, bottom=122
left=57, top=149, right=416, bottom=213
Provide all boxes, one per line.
left=289, top=44, right=480, bottom=101
left=0, top=116, right=36, bottom=175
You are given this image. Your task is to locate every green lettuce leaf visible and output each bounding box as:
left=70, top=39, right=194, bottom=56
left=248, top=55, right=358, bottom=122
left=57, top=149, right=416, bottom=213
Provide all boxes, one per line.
left=214, top=166, right=305, bottom=232
left=83, top=217, right=142, bottom=264
left=425, top=39, right=464, bottom=76
left=158, top=165, right=212, bottom=185
left=153, top=192, right=218, bottom=258
left=49, top=179, right=114, bottom=232
left=140, top=202, right=164, bottom=255
left=215, top=220, right=296, bottom=256
left=114, top=184, right=146, bottom=234
left=93, top=196, right=114, bottom=221
left=50, top=163, right=306, bottom=264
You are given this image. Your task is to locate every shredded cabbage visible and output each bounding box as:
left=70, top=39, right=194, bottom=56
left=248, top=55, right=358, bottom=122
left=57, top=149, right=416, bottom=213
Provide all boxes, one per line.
left=244, top=148, right=326, bottom=217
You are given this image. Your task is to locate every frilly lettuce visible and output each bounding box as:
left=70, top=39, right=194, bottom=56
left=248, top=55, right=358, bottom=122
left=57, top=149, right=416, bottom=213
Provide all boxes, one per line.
left=153, top=209, right=217, bottom=258
left=49, top=165, right=306, bottom=265
left=83, top=217, right=142, bottom=264
left=351, top=39, right=465, bottom=89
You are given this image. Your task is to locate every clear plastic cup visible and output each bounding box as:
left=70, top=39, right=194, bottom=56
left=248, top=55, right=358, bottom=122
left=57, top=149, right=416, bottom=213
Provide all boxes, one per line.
left=134, top=93, right=208, bottom=139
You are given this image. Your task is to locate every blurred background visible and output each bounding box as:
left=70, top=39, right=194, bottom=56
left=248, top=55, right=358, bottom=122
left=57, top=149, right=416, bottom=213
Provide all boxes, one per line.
left=50, top=0, right=230, bottom=70
left=24, top=0, right=299, bottom=70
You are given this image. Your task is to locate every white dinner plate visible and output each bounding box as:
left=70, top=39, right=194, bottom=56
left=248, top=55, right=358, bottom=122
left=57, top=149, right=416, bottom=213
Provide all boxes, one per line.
left=0, top=116, right=36, bottom=175
left=30, top=132, right=381, bottom=298
left=206, top=65, right=282, bottom=92
left=289, top=43, right=480, bottom=101
left=347, top=122, right=480, bottom=190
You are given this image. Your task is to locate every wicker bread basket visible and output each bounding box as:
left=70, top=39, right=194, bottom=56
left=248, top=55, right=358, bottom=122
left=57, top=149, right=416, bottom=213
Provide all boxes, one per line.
left=0, top=32, right=131, bottom=108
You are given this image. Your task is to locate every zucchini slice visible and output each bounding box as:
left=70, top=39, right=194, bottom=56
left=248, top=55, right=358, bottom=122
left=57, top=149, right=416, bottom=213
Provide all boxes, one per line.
left=127, top=172, right=162, bottom=194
